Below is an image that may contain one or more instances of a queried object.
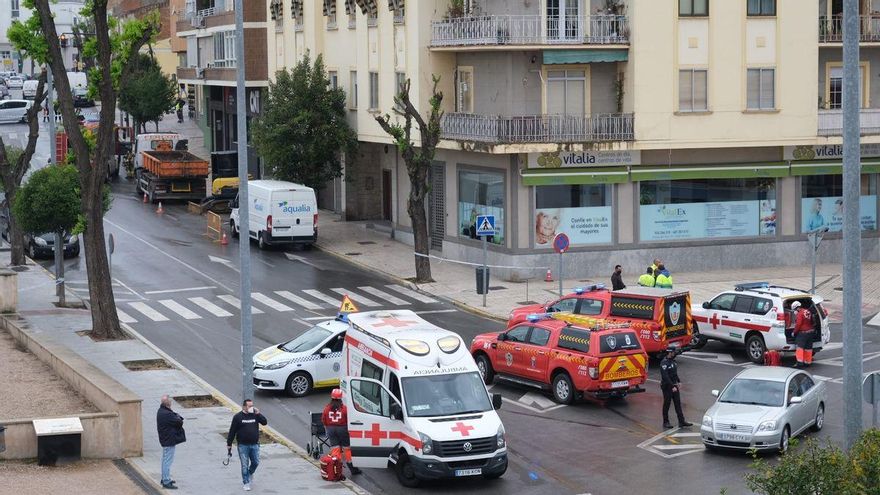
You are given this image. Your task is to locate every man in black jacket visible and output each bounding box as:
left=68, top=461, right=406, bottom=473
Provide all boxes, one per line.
left=660, top=348, right=693, bottom=429
left=611, top=265, right=626, bottom=291
left=157, top=395, right=186, bottom=489
left=227, top=399, right=268, bottom=491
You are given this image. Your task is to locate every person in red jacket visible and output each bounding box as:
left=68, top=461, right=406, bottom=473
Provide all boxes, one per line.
left=322, top=389, right=360, bottom=475
left=792, top=301, right=814, bottom=367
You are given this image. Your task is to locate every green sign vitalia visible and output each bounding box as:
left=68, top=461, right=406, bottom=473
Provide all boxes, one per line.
left=630, top=163, right=790, bottom=182
left=790, top=159, right=880, bottom=176
left=521, top=167, right=629, bottom=186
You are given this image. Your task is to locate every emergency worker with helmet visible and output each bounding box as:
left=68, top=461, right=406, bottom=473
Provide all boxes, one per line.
left=322, top=388, right=361, bottom=476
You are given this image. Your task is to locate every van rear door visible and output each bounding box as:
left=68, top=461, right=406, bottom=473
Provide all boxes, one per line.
left=596, top=330, right=646, bottom=387
left=270, top=188, right=315, bottom=238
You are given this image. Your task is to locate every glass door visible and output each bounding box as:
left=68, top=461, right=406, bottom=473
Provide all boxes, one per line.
left=547, top=0, right=581, bottom=42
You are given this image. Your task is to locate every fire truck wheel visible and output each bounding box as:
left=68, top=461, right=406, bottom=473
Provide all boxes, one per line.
left=690, top=323, right=708, bottom=349
left=551, top=373, right=574, bottom=405
left=394, top=453, right=421, bottom=488
left=475, top=354, right=495, bottom=385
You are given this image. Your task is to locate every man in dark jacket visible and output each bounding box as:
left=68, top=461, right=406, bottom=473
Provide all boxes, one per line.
left=611, top=265, right=626, bottom=290
left=660, top=348, right=693, bottom=429
left=227, top=399, right=268, bottom=491
left=157, top=395, right=186, bottom=489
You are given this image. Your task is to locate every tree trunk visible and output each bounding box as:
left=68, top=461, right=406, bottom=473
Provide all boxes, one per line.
left=82, top=194, right=121, bottom=339
left=408, top=195, right=432, bottom=283
left=7, top=201, right=25, bottom=266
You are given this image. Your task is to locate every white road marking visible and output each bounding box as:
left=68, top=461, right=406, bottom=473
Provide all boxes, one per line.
left=415, top=309, right=457, bottom=315
left=188, top=297, right=233, bottom=317
left=669, top=432, right=702, bottom=438
left=500, top=396, right=566, bottom=414
left=637, top=427, right=705, bottom=459
left=208, top=255, right=238, bottom=272
left=302, top=316, right=335, bottom=321
left=145, top=286, right=217, bottom=295
left=653, top=444, right=706, bottom=451
left=358, top=286, right=410, bottom=305
left=518, top=391, right=557, bottom=410
left=127, top=302, right=169, bottom=322
left=868, top=312, right=880, bottom=327
left=385, top=284, right=438, bottom=304
left=331, top=288, right=380, bottom=307
left=303, top=289, right=342, bottom=307
left=114, top=277, right=144, bottom=299
left=285, top=252, right=322, bottom=269
left=274, top=291, right=322, bottom=310
left=158, top=299, right=201, bottom=320
left=252, top=292, right=295, bottom=312
left=116, top=309, right=137, bottom=324
left=218, top=295, right=264, bottom=314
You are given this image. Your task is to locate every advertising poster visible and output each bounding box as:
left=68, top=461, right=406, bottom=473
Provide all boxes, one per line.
left=800, top=195, right=877, bottom=233
left=640, top=200, right=775, bottom=241
left=534, top=206, right=612, bottom=247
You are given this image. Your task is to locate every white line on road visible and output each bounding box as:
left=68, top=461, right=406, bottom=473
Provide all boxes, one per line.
left=331, top=288, right=380, bottom=307
left=145, top=286, right=217, bottom=295
left=414, top=309, right=457, bottom=315
left=274, top=291, right=322, bottom=310
left=385, top=284, right=438, bottom=304
left=868, top=312, right=880, bottom=327
left=114, top=277, right=144, bottom=300
left=218, top=295, right=264, bottom=314
left=127, top=302, right=169, bottom=322
left=358, top=286, right=410, bottom=305
left=669, top=432, right=702, bottom=438
left=158, top=299, right=202, bottom=320
left=188, top=297, right=233, bottom=317
left=116, top=309, right=138, bottom=324
left=302, top=316, right=335, bottom=321
left=252, top=292, right=295, bottom=312
left=303, top=289, right=342, bottom=307
left=653, top=444, right=706, bottom=451
left=518, top=391, right=558, bottom=409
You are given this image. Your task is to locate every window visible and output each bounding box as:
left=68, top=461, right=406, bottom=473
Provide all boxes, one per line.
left=747, top=0, right=775, bottom=16
left=826, top=65, right=867, bottom=109
left=325, top=333, right=345, bottom=353
left=458, top=170, right=505, bottom=245
left=747, top=68, right=775, bottom=110
left=536, top=184, right=611, bottom=246
left=345, top=0, right=356, bottom=28
left=733, top=296, right=755, bottom=313
left=349, top=70, right=357, bottom=109
left=212, top=31, right=236, bottom=68
left=367, top=11, right=378, bottom=26
left=546, top=69, right=586, bottom=116
left=505, top=326, right=530, bottom=343
left=369, top=71, right=379, bottom=110
left=394, top=72, right=406, bottom=111
left=752, top=298, right=773, bottom=315
left=557, top=327, right=590, bottom=353
left=708, top=293, right=737, bottom=311
left=361, top=359, right=383, bottom=381
left=11, top=0, right=19, bottom=17
left=455, top=67, right=473, bottom=113
left=798, top=375, right=815, bottom=395
left=549, top=298, right=578, bottom=313
left=547, top=0, right=580, bottom=41
left=679, top=69, right=708, bottom=112
left=350, top=378, right=391, bottom=416
left=576, top=299, right=604, bottom=316
left=599, top=332, right=641, bottom=353
left=328, top=70, right=338, bottom=90
left=388, top=371, right=401, bottom=401
left=786, top=376, right=800, bottom=402
left=528, top=328, right=551, bottom=347
left=323, top=0, right=337, bottom=28
left=679, top=0, right=708, bottom=16
left=801, top=174, right=877, bottom=233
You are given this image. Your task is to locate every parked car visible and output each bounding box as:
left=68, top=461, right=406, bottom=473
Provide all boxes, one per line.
left=701, top=367, right=826, bottom=453
left=0, top=199, right=81, bottom=259
left=0, top=99, right=32, bottom=123
left=0, top=83, right=9, bottom=100
left=21, top=79, right=39, bottom=99
left=5, top=76, right=23, bottom=89
left=73, top=87, right=95, bottom=107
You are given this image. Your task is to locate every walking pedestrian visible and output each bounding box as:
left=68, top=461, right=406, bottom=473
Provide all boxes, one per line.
left=638, top=266, right=655, bottom=287
left=176, top=99, right=184, bottom=124
left=660, top=347, right=693, bottom=429
left=156, top=395, right=186, bottom=490
left=611, top=265, right=626, bottom=291
left=791, top=301, right=814, bottom=368
left=322, top=389, right=361, bottom=476
left=655, top=264, right=674, bottom=289
left=226, top=399, right=268, bottom=492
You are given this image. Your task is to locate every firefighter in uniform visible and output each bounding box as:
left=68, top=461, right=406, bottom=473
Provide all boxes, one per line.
left=791, top=301, right=814, bottom=368
left=638, top=267, right=656, bottom=287
left=322, top=389, right=361, bottom=475
left=660, top=347, right=693, bottom=429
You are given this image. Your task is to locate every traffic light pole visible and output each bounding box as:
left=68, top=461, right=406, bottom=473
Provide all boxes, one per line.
left=46, top=68, right=65, bottom=306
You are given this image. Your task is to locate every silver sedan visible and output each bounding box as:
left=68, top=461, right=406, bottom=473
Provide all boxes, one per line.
left=701, top=366, right=826, bottom=453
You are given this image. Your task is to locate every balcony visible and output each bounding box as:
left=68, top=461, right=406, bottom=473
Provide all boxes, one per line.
left=819, top=15, right=880, bottom=43
left=177, top=0, right=264, bottom=33
left=431, top=14, right=629, bottom=49
left=441, top=113, right=634, bottom=144
left=818, top=108, right=880, bottom=136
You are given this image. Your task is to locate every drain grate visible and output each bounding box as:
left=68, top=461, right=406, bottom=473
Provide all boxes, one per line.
left=173, top=395, right=222, bottom=408
left=357, top=241, right=376, bottom=245
left=488, top=286, right=507, bottom=291
left=344, top=252, right=362, bottom=256
left=517, top=301, right=538, bottom=305
left=121, top=359, right=173, bottom=371
left=10, top=266, right=29, bottom=272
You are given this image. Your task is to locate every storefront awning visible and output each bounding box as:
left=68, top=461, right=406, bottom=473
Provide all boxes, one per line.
left=543, top=49, right=628, bottom=65
left=790, top=158, right=880, bottom=176
left=521, top=167, right=629, bottom=186
left=630, top=163, right=790, bottom=182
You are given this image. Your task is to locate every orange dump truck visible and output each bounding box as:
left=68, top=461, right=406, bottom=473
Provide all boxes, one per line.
left=136, top=149, right=209, bottom=202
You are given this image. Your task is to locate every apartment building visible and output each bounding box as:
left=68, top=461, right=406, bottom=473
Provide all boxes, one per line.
left=175, top=0, right=268, bottom=177
left=109, top=0, right=179, bottom=77
left=1, top=0, right=84, bottom=75
left=262, top=0, right=879, bottom=278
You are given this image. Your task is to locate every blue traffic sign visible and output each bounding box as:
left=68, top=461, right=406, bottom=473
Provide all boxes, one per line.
left=553, top=233, right=570, bottom=254
left=475, top=215, right=496, bottom=237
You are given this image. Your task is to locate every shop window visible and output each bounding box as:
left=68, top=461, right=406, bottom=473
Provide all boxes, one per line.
left=458, top=170, right=505, bottom=245
left=639, top=178, right=777, bottom=241
left=535, top=184, right=611, bottom=246
left=800, top=174, right=877, bottom=232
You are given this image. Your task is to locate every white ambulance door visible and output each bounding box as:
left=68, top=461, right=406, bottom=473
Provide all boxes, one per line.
left=345, top=377, right=405, bottom=468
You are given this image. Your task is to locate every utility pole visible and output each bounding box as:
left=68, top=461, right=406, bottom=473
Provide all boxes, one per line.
left=842, top=0, right=864, bottom=450
left=234, top=0, right=253, bottom=403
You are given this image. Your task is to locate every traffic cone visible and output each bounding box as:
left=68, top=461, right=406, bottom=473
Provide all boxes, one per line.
left=156, top=202, right=164, bottom=214
left=142, top=192, right=148, bottom=203
left=545, top=268, right=553, bottom=282
left=221, top=231, right=229, bottom=245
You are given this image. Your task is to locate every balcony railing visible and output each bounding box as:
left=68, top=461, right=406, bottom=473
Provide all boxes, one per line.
left=818, top=108, right=880, bottom=136
left=431, top=14, right=628, bottom=47
left=819, top=15, right=880, bottom=42
left=441, top=113, right=634, bottom=144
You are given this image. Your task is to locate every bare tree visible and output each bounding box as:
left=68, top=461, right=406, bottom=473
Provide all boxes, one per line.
left=375, top=76, right=443, bottom=283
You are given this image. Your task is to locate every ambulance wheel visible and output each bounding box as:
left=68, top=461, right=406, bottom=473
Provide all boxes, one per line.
left=475, top=354, right=495, bottom=385
left=746, top=333, right=767, bottom=364
left=394, top=453, right=421, bottom=488
left=286, top=372, right=312, bottom=397
left=551, top=372, right=574, bottom=405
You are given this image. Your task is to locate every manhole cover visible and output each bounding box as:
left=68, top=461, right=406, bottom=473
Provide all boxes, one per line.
left=121, top=359, right=173, bottom=371
left=834, top=287, right=843, bottom=291
left=344, top=252, right=362, bottom=256
left=489, top=286, right=507, bottom=291
left=173, top=395, right=222, bottom=408
left=517, top=301, right=538, bottom=305
left=357, top=241, right=376, bottom=245
left=10, top=266, right=29, bottom=272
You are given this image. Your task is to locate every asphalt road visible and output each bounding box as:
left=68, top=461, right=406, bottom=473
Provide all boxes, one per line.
left=41, top=177, right=880, bottom=495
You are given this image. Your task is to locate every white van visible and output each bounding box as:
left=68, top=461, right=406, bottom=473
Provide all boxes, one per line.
left=21, top=79, right=39, bottom=99
left=340, top=310, right=507, bottom=487
left=229, top=180, right=317, bottom=249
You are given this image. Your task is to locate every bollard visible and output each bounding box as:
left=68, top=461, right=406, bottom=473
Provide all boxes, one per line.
left=0, top=270, right=18, bottom=313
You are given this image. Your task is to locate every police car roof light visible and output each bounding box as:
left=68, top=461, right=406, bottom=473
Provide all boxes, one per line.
left=735, top=282, right=770, bottom=291
left=335, top=312, right=350, bottom=322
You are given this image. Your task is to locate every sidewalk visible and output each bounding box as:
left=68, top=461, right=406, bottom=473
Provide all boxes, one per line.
left=8, top=254, right=364, bottom=495
left=315, top=210, right=880, bottom=322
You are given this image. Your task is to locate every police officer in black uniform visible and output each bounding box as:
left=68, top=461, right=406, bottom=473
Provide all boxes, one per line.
left=660, top=347, right=693, bottom=429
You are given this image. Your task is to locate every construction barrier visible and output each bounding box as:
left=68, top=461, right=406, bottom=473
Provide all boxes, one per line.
left=187, top=201, right=201, bottom=215
left=206, top=211, right=222, bottom=242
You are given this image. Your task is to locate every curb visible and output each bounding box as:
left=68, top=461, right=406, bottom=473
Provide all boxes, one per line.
left=314, top=242, right=418, bottom=291
left=450, top=299, right=508, bottom=323
left=120, top=322, right=370, bottom=495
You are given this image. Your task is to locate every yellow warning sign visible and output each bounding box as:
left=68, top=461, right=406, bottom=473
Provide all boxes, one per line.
left=339, top=295, right=359, bottom=314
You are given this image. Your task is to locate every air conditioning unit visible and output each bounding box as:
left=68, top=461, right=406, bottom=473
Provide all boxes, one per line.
left=195, top=67, right=205, bottom=78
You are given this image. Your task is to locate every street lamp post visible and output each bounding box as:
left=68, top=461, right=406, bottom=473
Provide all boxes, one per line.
left=807, top=226, right=829, bottom=294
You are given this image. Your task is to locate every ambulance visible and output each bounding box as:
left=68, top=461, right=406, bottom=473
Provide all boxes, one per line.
left=340, top=310, right=508, bottom=487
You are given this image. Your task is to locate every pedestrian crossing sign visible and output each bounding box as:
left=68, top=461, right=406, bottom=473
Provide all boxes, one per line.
left=339, top=295, right=359, bottom=315
left=475, top=214, right=496, bottom=237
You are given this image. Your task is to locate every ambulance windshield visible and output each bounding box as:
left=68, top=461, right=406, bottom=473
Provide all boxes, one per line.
left=281, top=326, right=331, bottom=353
left=401, top=372, right=492, bottom=417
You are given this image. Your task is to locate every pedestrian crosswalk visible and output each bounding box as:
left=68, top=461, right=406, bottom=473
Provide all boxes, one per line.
left=112, top=285, right=442, bottom=325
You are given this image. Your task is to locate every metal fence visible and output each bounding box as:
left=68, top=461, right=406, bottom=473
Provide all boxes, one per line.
left=441, top=113, right=634, bottom=144
left=431, top=14, right=629, bottom=47
left=819, top=15, right=880, bottom=42
left=818, top=108, right=880, bottom=136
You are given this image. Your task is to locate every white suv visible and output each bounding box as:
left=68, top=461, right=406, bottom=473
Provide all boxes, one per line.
left=691, top=283, right=831, bottom=363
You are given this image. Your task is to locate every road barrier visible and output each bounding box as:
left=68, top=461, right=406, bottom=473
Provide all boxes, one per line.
left=205, top=211, right=222, bottom=242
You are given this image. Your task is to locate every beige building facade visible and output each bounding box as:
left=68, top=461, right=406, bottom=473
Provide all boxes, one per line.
left=261, top=0, right=880, bottom=278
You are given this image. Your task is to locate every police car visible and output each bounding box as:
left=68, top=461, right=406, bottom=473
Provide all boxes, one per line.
left=252, top=319, right=347, bottom=397
left=691, top=282, right=831, bottom=363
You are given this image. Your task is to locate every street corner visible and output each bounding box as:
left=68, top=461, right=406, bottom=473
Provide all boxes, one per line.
left=637, top=427, right=705, bottom=459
